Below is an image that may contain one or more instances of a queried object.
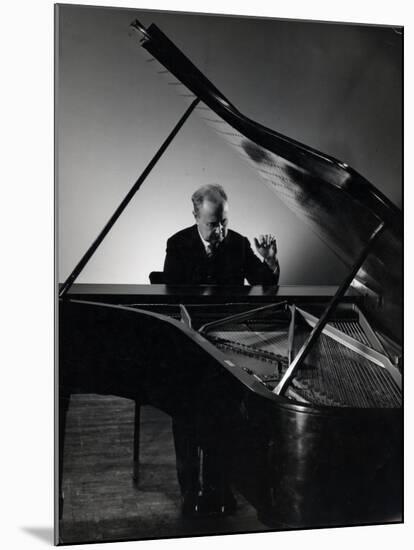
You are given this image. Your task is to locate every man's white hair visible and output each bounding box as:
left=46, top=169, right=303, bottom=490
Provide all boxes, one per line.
left=191, top=184, right=228, bottom=216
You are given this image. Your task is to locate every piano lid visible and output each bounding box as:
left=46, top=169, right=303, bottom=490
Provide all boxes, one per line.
left=130, top=20, right=402, bottom=343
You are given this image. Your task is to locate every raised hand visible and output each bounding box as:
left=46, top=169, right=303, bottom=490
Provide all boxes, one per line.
left=254, top=234, right=278, bottom=270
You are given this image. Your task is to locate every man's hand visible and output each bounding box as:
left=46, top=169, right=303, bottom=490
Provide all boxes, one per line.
left=254, top=234, right=279, bottom=271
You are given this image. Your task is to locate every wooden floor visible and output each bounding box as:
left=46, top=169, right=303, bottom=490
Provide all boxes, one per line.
left=59, top=395, right=272, bottom=545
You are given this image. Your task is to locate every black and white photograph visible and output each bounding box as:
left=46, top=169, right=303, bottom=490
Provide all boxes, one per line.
left=55, top=2, right=403, bottom=546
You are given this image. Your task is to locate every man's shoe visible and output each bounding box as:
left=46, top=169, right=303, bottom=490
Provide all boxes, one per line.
left=182, top=487, right=237, bottom=518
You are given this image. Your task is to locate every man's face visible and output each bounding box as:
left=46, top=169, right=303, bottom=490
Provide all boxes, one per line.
left=194, top=200, right=229, bottom=245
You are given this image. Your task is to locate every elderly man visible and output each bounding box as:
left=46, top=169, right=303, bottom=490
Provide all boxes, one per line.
left=162, top=184, right=280, bottom=519
left=164, top=184, right=280, bottom=285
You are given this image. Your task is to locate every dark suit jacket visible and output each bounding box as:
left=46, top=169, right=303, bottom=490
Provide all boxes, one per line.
left=163, top=225, right=279, bottom=285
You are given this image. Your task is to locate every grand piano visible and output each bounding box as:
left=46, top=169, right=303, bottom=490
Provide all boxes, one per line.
left=58, top=19, right=403, bottom=531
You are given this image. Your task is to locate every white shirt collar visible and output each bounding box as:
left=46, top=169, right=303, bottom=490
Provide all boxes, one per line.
left=197, top=227, right=215, bottom=253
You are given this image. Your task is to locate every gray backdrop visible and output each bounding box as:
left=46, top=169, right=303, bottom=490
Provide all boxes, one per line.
left=56, top=5, right=402, bottom=285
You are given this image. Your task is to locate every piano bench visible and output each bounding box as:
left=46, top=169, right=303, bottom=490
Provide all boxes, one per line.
left=149, top=271, right=165, bottom=284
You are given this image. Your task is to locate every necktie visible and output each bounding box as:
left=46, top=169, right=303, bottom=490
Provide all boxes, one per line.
left=206, top=243, right=214, bottom=258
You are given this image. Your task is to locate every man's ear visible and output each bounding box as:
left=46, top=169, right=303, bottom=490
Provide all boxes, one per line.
left=192, top=210, right=198, bottom=220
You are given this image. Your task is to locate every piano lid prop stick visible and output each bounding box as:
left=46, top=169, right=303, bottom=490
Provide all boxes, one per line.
left=274, top=221, right=386, bottom=396
left=59, top=97, right=200, bottom=298
left=287, top=304, right=296, bottom=366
